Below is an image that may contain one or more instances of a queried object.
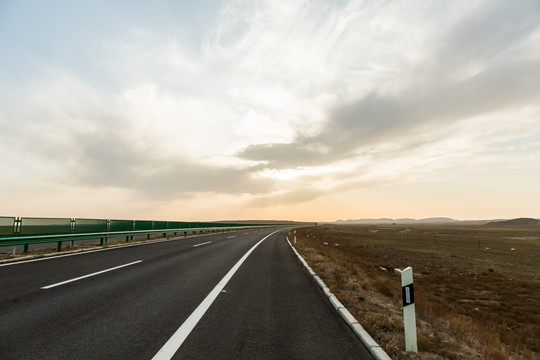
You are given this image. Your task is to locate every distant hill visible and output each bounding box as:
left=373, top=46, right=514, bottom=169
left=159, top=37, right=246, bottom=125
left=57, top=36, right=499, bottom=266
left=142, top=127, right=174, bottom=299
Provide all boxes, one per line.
left=335, top=217, right=459, bottom=225
left=486, top=218, right=540, bottom=227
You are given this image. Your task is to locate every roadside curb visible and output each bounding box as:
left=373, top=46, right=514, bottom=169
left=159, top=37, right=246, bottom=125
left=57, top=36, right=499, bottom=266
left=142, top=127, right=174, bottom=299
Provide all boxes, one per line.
left=286, top=236, right=392, bottom=360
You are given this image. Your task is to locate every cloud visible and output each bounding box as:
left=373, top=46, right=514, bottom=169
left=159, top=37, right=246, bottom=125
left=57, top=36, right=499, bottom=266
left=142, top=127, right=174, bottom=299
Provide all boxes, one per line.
left=67, top=130, right=275, bottom=198
left=1, top=0, right=540, bottom=218
left=238, top=0, right=540, bottom=174
left=0, top=72, right=274, bottom=199
left=249, top=188, right=327, bottom=208
left=239, top=57, right=540, bottom=169
left=435, top=0, right=540, bottom=67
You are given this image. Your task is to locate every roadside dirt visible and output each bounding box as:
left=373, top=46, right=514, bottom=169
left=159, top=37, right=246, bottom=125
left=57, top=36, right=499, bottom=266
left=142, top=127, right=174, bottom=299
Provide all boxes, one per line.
left=291, top=224, right=540, bottom=360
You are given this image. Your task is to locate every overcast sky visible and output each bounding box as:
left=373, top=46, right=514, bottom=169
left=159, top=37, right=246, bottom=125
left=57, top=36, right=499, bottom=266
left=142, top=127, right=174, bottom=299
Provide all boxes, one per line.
left=1, top=0, right=539, bottom=222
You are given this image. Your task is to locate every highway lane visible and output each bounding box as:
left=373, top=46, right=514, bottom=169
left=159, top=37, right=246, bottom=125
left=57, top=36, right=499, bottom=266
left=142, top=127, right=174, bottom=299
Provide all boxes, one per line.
left=174, top=230, right=372, bottom=359
left=0, top=228, right=373, bottom=359
left=0, top=229, right=268, bottom=359
left=0, top=231, right=246, bottom=301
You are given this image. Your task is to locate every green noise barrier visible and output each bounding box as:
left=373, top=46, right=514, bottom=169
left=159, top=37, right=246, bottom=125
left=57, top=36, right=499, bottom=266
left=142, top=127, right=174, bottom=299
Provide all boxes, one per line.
left=0, top=217, right=15, bottom=236
left=20, top=217, right=71, bottom=235
left=0, top=216, right=288, bottom=253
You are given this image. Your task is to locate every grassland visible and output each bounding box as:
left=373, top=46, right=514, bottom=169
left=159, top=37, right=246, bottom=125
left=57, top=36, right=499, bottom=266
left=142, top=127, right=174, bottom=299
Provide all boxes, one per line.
left=291, top=224, right=540, bottom=359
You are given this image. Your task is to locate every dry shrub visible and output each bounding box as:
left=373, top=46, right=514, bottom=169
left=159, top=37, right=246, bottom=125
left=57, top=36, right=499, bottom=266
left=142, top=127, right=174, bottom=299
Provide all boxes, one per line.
left=425, top=301, right=447, bottom=318
left=363, top=311, right=400, bottom=333
left=293, top=224, right=540, bottom=360
left=333, top=268, right=344, bottom=283
left=483, top=349, right=506, bottom=360
left=361, top=281, right=369, bottom=290
left=372, top=277, right=396, bottom=298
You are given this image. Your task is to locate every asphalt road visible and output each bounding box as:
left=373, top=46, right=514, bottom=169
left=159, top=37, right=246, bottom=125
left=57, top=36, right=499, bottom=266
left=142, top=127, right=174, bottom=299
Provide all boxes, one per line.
left=0, top=228, right=373, bottom=359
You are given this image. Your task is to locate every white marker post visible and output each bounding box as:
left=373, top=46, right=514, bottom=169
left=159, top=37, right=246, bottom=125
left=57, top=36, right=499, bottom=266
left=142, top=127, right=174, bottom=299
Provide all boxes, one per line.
left=294, top=230, right=297, bottom=244
left=394, top=266, right=417, bottom=353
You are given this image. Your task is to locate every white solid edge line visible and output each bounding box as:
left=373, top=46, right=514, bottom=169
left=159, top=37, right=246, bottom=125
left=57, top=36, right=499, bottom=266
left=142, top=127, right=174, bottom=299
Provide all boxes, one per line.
left=0, top=246, right=122, bottom=267
left=0, top=235, right=185, bottom=267
left=152, top=229, right=281, bottom=360
left=193, top=241, right=212, bottom=248
left=0, top=229, right=228, bottom=267
left=1, top=227, right=254, bottom=267
left=40, top=260, right=143, bottom=290
left=285, top=237, right=392, bottom=360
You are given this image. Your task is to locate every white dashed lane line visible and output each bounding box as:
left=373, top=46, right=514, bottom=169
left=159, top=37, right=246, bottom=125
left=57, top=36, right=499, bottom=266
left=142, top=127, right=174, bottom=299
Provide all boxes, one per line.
left=41, top=260, right=143, bottom=290
left=193, top=241, right=212, bottom=248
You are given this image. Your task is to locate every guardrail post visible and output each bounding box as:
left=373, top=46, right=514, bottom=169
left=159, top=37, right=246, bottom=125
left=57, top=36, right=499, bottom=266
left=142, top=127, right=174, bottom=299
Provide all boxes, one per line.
left=23, top=244, right=28, bottom=253
left=394, top=267, right=418, bottom=353
left=294, top=230, right=297, bottom=244
left=57, top=241, right=62, bottom=252
left=14, top=217, right=21, bottom=234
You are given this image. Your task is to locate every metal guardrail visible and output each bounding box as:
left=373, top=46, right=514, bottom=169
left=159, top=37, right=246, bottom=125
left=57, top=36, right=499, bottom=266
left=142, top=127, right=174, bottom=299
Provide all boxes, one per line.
left=0, top=216, right=279, bottom=253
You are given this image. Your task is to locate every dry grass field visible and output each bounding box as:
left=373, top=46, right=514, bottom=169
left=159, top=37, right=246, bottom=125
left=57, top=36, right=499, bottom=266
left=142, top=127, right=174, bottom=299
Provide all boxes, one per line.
left=291, top=224, right=540, bottom=359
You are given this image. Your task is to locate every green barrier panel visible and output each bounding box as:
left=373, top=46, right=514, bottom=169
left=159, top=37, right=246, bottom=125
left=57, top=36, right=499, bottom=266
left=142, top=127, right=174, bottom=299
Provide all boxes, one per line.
left=110, top=220, right=133, bottom=232
left=134, top=220, right=153, bottom=231
left=74, top=218, right=108, bottom=233
left=20, top=217, right=71, bottom=235
left=168, top=221, right=180, bottom=229
left=153, top=221, right=168, bottom=230
left=0, top=217, right=15, bottom=236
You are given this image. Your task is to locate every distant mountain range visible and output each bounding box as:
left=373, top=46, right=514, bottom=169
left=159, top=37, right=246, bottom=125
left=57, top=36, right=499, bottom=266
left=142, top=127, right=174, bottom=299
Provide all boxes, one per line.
left=485, top=218, right=540, bottom=227
left=334, top=217, right=459, bottom=224
left=334, top=217, right=540, bottom=226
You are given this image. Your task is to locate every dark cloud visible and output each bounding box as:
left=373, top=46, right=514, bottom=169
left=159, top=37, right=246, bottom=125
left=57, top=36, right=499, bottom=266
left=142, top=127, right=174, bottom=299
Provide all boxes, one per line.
left=238, top=1, right=540, bottom=170
left=239, top=140, right=335, bottom=168
left=437, top=0, right=540, bottom=67
left=0, top=105, right=275, bottom=199
left=239, top=58, right=540, bottom=168
left=66, top=127, right=274, bottom=198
